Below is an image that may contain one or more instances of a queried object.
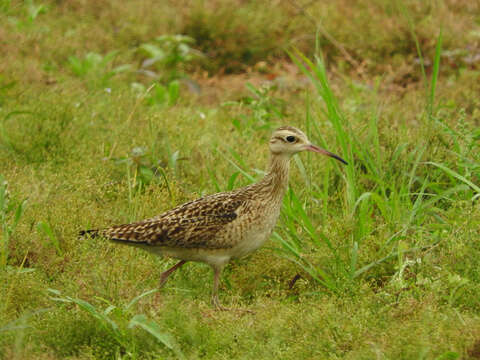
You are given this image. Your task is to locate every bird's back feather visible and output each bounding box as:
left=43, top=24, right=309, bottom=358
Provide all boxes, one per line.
left=80, top=189, right=251, bottom=249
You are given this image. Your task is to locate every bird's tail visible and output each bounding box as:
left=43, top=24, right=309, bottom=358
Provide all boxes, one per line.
left=78, top=229, right=101, bottom=238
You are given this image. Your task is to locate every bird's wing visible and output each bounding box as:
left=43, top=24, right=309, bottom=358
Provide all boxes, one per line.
left=102, top=192, right=246, bottom=249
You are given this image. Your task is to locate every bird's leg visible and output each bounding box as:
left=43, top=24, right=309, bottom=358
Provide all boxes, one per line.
left=210, top=265, right=254, bottom=314
left=159, top=260, right=187, bottom=288
left=211, top=265, right=229, bottom=311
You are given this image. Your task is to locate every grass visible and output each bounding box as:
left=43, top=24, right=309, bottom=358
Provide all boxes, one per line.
left=1, top=0, right=480, bottom=359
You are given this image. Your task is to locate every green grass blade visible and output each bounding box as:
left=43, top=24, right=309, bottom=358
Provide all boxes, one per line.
left=429, top=30, right=443, bottom=117
left=350, top=241, right=358, bottom=279
left=49, top=290, right=121, bottom=337
left=129, top=314, right=185, bottom=359
left=217, top=150, right=256, bottom=183
left=37, top=221, right=62, bottom=256
left=398, top=1, right=427, bottom=89
left=125, top=289, right=158, bottom=310
left=426, top=162, right=480, bottom=193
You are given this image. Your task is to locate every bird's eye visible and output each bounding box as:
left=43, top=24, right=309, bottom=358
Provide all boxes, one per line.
left=286, top=136, right=296, bottom=143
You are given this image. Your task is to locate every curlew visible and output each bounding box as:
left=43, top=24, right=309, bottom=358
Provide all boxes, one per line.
left=80, top=126, right=347, bottom=309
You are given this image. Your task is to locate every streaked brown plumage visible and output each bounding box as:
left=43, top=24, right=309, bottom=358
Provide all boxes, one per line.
left=80, top=126, right=347, bottom=309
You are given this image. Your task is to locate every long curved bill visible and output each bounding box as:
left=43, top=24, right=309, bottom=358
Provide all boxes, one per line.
left=305, top=144, right=348, bottom=165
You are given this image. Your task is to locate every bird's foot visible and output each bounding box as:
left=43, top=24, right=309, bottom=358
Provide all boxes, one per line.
left=212, top=295, right=229, bottom=311
left=215, top=304, right=231, bottom=311
left=212, top=296, right=254, bottom=314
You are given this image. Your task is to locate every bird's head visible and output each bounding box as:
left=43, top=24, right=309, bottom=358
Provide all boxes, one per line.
left=269, top=126, right=348, bottom=165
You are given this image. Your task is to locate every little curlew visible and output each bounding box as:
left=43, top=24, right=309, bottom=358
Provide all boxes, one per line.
left=80, top=126, right=347, bottom=309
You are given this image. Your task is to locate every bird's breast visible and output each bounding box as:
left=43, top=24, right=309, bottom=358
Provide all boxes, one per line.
left=226, top=199, right=282, bottom=258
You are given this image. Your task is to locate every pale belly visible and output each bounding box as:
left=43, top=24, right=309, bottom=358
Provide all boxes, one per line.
left=154, top=246, right=232, bottom=268
left=228, top=222, right=276, bottom=258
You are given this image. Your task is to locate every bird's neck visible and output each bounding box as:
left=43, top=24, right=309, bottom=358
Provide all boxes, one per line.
left=258, top=153, right=291, bottom=199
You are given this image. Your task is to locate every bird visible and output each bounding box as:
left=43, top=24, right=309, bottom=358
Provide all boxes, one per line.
left=80, top=126, right=347, bottom=310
